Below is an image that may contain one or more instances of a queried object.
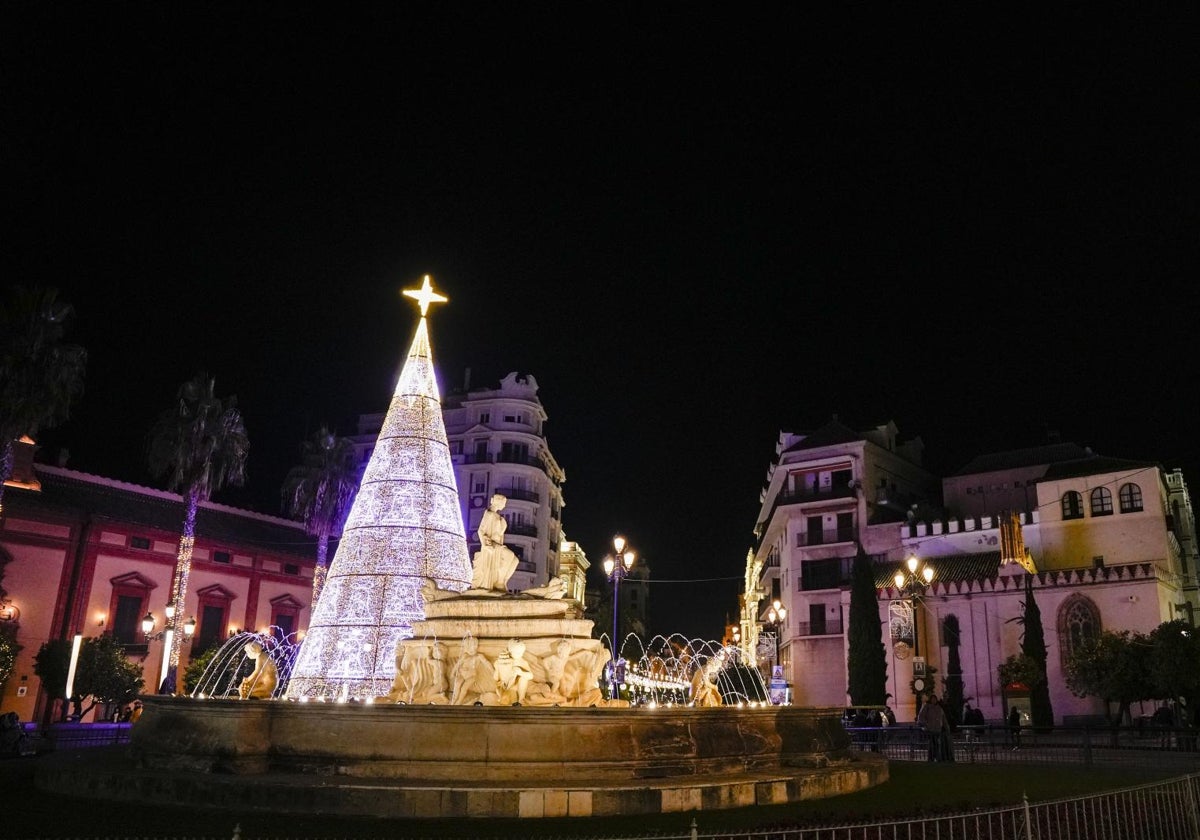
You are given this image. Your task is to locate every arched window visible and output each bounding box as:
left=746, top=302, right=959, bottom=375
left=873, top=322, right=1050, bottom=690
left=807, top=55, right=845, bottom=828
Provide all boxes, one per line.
left=1058, top=594, right=1101, bottom=667
left=1119, top=483, right=1143, bottom=513
left=1090, top=487, right=1113, bottom=516
left=1061, top=491, right=1084, bottom=520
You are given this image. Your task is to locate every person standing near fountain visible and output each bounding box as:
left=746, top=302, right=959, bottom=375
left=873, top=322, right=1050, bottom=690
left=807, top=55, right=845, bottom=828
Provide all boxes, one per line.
left=471, top=494, right=521, bottom=591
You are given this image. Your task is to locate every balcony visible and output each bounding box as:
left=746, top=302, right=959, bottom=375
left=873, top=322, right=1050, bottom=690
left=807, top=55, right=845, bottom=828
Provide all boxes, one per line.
left=506, top=522, right=538, bottom=538
left=496, top=452, right=545, bottom=470
left=500, top=487, right=540, bottom=503
left=794, top=618, right=844, bottom=637
left=463, top=453, right=493, bottom=464
left=776, top=483, right=856, bottom=506
left=803, top=527, right=856, bottom=547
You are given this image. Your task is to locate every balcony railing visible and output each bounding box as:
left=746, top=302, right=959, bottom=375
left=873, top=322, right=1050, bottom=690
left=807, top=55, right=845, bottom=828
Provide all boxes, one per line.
left=804, top=527, right=856, bottom=547
left=463, top=453, right=493, bottom=464
left=506, top=522, right=538, bottom=538
left=500, top=487, right=540, bottom=503
left=496, top=452, right=544, bottom=469
left=776, top=483, right=856, bottom=506
left=794, top=618, right=844, bottom=637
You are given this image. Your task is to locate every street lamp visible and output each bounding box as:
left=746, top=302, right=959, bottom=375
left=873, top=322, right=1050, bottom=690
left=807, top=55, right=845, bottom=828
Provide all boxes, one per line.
left=766, top=598, right=787, bottom=673
left=893, top=552, right=935, bottom=702
left=602, top=535, right=636, bottom=700
left=142, top=608, right=196, bottom=693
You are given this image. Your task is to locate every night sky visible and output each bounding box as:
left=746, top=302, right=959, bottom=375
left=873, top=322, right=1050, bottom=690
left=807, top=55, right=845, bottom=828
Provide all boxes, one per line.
left=6, top=7, right=1197, bottom=641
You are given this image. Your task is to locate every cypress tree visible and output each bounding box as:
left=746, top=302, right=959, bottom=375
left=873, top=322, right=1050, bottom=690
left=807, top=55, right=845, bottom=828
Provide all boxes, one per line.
left=942, top=614, right=964, bottom=729
left=847, top=544, right=888, bottom=705
left=1021, top=574, right=1055, bottom=730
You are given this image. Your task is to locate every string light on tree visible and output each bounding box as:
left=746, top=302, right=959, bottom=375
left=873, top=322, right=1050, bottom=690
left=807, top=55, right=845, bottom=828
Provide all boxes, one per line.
left=285, top=275, right=472, bottom=700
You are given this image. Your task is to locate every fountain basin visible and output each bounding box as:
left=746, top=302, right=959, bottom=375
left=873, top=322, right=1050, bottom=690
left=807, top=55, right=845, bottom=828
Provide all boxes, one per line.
left=129, top=696, right=857, bottom=781
left=38, top=697, right=887, bottom=818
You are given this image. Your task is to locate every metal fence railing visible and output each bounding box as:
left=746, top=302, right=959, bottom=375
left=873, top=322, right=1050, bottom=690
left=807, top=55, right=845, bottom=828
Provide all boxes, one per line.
left=676, top=773, right=1200, bottom=839
left=844, top=723, right=1200, bottom=772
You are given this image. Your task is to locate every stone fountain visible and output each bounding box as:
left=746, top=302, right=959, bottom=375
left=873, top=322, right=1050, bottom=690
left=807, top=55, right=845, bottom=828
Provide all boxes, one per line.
left=35, top=278, right=885, bottom=819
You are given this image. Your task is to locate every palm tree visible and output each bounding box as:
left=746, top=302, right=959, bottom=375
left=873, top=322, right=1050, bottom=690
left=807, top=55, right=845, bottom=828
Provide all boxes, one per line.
left=147, top=372, right=248, bottom=692
left=0, top=285, right=87, bottom=520
left=281, top=425, right=359, bottom=609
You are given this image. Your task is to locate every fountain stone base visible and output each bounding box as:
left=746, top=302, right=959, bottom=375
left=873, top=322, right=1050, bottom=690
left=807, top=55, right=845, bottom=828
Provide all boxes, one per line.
left=37, top=697, right=887, bottom=818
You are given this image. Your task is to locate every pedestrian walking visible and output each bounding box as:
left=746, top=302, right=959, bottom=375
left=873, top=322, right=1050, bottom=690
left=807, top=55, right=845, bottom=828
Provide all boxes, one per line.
left=918, top=694, right=947, bottom=762
left=1008, top=706, right=1021, bottom=750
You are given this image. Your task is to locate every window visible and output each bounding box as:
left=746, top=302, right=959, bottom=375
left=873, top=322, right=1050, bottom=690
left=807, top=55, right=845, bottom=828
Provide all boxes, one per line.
left=113, top=594, right=145, bottom=644
left=835, top=512, right=854, bottom=542
left=130, top=536, right=151, bottom=550
left=283, top=563, right=299, bottom=576
left=106, top=572, right=154, bottom=645
left=802, top=558, right=843, bottom=590
left=197, top=604, right=226, bottom=652
left=450, top=440, right=463, bottom=455
left=274, top=614, right=295, bottom=640
left=270, top=594, right=303, bottom=642
left=1061, top=491, right=1084, bottom=520
left=500, top=441, right=529, bottom=462
left=195, top=584, right=236, bottom=651
left=1058, top=595, right=1101, bottom=668
left=213, top=550, right=232, bottom=564
left=809, top=603, right=826, bottom=635
left=805, top=515, right=823, bottom=546
left=1090, top=487, right=1113, bottom=517
left=479, top=412, right=490, bottom=424
left=1119, top=483, right=1143, bottom=513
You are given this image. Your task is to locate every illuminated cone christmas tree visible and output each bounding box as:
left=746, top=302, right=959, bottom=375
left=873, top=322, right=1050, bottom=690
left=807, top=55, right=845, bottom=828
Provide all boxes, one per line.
left=286, top=276, right=472, bottom=699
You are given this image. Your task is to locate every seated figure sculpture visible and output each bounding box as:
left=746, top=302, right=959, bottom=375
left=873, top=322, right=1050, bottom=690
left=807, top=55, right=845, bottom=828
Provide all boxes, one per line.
left=492, top=639, right=534, bottom=705
left=449, top=635, right=493, bottom=705
left=470, top=494, right=521, bottom=592
left=238, top=641, right=278, bottom=699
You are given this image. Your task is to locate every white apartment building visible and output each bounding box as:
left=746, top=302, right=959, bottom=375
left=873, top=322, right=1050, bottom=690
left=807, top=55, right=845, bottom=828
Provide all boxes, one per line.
left=743, top=421, right=1200, bottom=726
left=353, top=371, right=575, bottom=601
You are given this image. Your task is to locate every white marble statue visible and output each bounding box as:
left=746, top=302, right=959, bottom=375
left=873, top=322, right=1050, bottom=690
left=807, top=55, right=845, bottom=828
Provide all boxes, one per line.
left=470, top=494, right=521, bottom=592
left=492, top=639, right=534, bottom=705
left=522, top=576, right=568, bottom=599
left=388, top=640, right=450, bottom=704
left=449, top=635, right=493, bottom=705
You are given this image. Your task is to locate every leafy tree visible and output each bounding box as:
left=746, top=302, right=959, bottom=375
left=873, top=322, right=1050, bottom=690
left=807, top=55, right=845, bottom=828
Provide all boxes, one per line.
left=281, top=425, right=358, bottom=609
left=147, top=372, right=248, bottom=692
left=34, top=635, right=143, bottom=720
left=846, top=545, right=888, bottom=705
left=182, top=645, right=220, bottom=695
left=998, top=652, right=1043, bottom=693
left=0, top=285, right=87, bottom=519
left=941, top=614, right=964, bottom=729
left=1063, top=629, right=1152, bottom=727
left=1148, top=620, right=1200, bottom=725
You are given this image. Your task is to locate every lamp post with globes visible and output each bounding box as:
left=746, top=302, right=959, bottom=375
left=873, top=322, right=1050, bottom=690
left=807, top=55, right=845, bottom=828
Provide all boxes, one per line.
left=142, top=605, right=196, bottom=693
left=765, top=599, right=787, bottom=702
left=602, top=535, right=635, bottom=701
left=893, top=552, right=935, bottom=708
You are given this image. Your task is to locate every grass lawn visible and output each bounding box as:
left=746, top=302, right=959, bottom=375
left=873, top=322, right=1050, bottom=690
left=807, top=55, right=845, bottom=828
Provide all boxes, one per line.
left=4, top=756, right=1182, bottom=839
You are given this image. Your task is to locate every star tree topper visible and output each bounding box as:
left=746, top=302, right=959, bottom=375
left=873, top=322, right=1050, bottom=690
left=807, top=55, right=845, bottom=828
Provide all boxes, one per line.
left=402, top=274, right=448, bottom=317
